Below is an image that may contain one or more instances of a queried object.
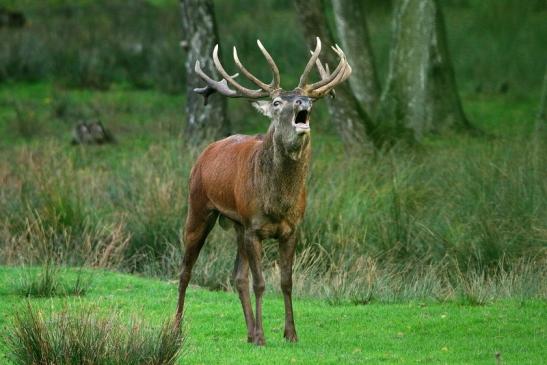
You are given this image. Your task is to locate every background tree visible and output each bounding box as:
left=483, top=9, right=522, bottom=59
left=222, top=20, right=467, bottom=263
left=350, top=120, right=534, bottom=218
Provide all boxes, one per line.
left=181, top=0, right=230, bottom=143
left=294, top=0, right=376, bottom=153
left=331, top=0, right=381, bottom=115
left=376, top=0, right=473, bottom=144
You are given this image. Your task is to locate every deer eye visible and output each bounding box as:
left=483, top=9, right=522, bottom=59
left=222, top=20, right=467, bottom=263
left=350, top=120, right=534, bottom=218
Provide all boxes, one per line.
left=273, top=100, right=282, bottom=107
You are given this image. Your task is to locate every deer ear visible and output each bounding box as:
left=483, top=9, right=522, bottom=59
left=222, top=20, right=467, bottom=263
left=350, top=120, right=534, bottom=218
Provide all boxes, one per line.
left=251, top=100, right=272, bottom=118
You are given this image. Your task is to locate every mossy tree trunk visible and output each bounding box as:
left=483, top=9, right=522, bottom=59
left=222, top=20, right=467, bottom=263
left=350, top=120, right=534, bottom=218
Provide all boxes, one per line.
left=294, top=0, right=376, bottom=154
left=331, top=0, right=381, bottom=115
left=181, top=0, right=230, bottom=144
left=376, top=0, right=472, bottom=144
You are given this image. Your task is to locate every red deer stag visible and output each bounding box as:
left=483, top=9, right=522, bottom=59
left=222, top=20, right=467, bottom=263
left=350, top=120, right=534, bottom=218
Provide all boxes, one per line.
left=176, top=37, right=351, bottom=345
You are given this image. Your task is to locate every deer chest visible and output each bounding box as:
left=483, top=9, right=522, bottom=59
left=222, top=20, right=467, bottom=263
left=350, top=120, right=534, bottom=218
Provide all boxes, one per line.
left=252, top=203, right=305, bottom=240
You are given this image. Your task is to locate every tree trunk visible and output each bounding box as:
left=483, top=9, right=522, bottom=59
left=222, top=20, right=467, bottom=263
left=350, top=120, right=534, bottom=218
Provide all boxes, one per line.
left=181, top=0, right=230, bottom=144
left=536, top=66, right=547, bottom=132
left=294, top=0, right=376, bottom=154
left=331, top=0, right=381, bottom=115
left=376, top=0, right=472, bottom=144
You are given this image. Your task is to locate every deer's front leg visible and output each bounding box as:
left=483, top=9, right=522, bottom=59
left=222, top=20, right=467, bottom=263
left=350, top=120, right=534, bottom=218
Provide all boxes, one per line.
left=279, top=233, right=298, bottom=342
left=244, top=232, right=266, bottom=346
left=233, top=226, right=255, bottom=343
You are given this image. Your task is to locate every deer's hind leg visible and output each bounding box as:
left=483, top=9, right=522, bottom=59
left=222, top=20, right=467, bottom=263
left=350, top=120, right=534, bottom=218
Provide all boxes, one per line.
left=232, top=224, right=255, bottom=342
left=176, top=205, right=218, bottom=326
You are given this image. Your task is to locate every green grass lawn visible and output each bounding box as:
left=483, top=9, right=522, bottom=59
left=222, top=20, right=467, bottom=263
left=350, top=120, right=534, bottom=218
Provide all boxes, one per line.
left=0, top=266, right=545, bottom=364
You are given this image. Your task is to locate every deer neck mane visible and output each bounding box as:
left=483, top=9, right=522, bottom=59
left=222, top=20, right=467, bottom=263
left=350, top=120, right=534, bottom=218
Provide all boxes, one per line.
left=254, top=126, right=311, bottom=218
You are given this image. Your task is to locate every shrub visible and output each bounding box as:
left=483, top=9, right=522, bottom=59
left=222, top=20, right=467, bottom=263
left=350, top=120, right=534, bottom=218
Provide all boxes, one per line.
left=4, top=304, right=185, bottom=365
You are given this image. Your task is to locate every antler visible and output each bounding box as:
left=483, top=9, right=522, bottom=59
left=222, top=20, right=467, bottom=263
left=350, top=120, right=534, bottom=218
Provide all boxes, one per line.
left=298, top=37, right=352, bottom=99
left=233, top=40, right=281, bottom=94
left=311, top=52, right=335, bottom=98
left=194, top=37, right=351, bottom=103
left=194, top=41, right=281, bottom=103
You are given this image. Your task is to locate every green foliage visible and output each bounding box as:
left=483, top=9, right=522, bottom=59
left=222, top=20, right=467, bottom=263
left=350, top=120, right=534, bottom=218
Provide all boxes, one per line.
left=4, top=302, right=184, bottom=365
left=0, top=1, right=185, bottom=91
left=0, top=0, right=544, bottom=96
left=441, top=0, right=546, bottom=95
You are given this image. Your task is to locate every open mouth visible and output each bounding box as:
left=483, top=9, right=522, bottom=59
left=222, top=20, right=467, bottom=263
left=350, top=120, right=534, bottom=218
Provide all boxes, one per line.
left=293, top=110, right=310, bottom=133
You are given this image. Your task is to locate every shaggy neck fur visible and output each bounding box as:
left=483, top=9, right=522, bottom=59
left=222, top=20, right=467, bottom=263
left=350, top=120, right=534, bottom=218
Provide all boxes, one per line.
left=254, top=126, right=311, bottom=219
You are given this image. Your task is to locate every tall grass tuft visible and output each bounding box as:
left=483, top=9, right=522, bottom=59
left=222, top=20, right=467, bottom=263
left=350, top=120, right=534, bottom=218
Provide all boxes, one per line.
left=17, top=264, right=93, bottom=298
left=17, top=262, right=59, bottom=298
left=4, top=304, right=185, bottom=365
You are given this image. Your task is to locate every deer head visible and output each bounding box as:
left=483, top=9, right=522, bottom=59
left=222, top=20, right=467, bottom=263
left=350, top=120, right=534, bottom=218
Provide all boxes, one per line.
left=193, top=37, right=351, bottom=155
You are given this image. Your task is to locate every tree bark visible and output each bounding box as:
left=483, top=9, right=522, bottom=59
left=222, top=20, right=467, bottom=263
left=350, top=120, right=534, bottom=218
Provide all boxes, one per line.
left=181, top=0, right=230, bottom=144
left=331, top=0, right=381, bottom=115
left=294, top=0, right=376, bottom=153
left=376, top=0, right=472, bottom=144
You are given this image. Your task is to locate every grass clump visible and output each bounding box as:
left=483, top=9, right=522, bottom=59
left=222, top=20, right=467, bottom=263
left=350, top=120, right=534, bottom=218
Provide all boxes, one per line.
left=4, top=303, right=185, bottom=365
left=17, top=263, right=93, bottom=298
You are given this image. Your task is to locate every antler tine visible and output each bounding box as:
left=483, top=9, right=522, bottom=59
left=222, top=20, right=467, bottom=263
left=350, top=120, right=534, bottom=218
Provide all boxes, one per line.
left=233, top=46, right=270, bottom=91
left=298, top=37, right=322, bottom=88
left=339, top=62, right=352, bottom=83
left=312, top=53, right=336, bottom=98
left=308, top=45, right=347, bottom=91
left=212, top=44, right=269, bottom=98
left=304, top=44, right=351, bottom=98
left=194, top=60, right=240, bottom=98
left=313, top=52, right=328, bottom=79
left=333, top=44, right=352, bottom=85
left=326, top=63, right=338, bottom=98
left=314, top=62, right=348, bottom=95
left=256, top=40, right=281, bottom=91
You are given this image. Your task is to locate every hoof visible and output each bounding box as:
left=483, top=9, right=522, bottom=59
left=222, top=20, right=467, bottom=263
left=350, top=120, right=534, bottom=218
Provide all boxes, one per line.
left=253, top=336, right=266, bottom=346
left=284, top=330, right=298, bottom=343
